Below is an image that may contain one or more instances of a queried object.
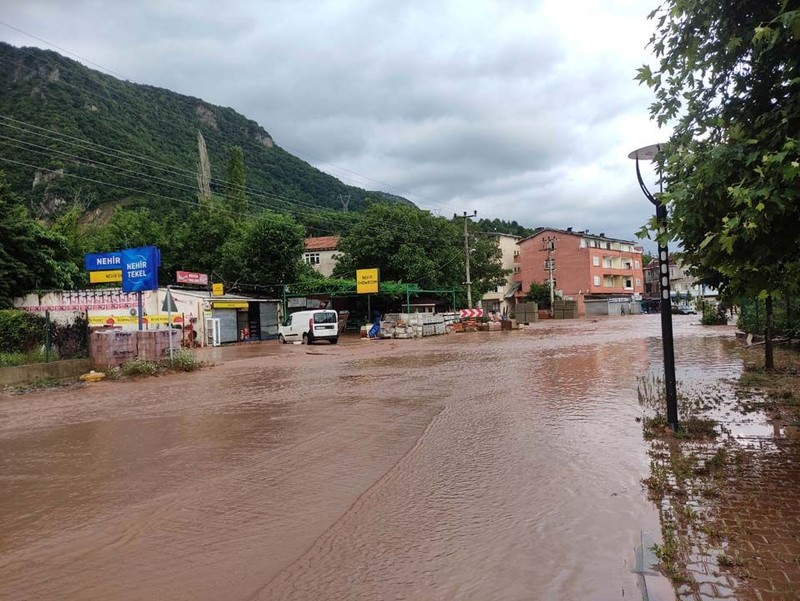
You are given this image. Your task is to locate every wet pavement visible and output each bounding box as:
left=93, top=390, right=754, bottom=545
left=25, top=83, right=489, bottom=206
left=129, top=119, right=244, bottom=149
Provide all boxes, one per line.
left=0, top=315, right=735, bottom=600
left=643, top=342, right=800, bottom=601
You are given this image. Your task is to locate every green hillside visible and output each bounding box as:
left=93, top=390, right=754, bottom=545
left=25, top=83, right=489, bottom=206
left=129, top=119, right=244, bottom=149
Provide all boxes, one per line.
left=0, top=42, right=411, bottom=218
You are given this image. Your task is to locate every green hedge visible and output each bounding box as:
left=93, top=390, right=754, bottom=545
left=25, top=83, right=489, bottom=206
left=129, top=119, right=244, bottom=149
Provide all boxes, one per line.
left=738, top=296, right=800, bottom=339
left=0, top=310, right=46, bottom=353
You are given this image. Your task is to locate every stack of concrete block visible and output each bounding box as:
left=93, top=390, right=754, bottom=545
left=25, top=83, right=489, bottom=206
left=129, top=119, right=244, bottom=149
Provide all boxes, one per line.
left=553, top=299, right=578, bottom=319
left=515, top=302, right=539, bottom=324
left=91, top=330, right=137, bottom=368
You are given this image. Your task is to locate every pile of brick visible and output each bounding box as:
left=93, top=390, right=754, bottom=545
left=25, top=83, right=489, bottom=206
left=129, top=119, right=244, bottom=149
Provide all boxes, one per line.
left=90, top=330, right=180, bottom=369
left=91, top=330, right=137, bottom=369
left=552, top=299, right=578, bottom=319
left=136, top=330, right=181, bottom=361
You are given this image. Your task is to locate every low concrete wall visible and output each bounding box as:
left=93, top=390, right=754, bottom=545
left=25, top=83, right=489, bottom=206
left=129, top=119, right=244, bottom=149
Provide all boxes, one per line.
left=0, top=358, right=93, bottom=387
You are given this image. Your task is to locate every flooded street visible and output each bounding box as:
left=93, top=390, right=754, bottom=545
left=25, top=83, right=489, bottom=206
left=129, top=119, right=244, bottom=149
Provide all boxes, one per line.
left=0, top=316, right=740, bottom=600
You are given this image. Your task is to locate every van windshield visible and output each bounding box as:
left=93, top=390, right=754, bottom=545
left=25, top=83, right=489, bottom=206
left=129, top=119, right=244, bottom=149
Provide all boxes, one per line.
left=313, top=312, right=337, bottom=324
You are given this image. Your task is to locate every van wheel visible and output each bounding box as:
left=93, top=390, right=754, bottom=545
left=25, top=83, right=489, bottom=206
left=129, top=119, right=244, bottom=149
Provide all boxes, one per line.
left=330, top=337, right=338, bottom=345
left=279, top=334, right=286, bottom=344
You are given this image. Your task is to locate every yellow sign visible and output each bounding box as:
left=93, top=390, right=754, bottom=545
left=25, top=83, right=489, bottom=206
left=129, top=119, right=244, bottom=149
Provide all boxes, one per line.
left=356, top=268, right=380, bottom=294
left=89, top=269, right=122, bottom=283
left=212, top=283, right=224, bottom=296
left=211, top=301, right=249, bottom=309
left=88, top=314, right=180, bottom=325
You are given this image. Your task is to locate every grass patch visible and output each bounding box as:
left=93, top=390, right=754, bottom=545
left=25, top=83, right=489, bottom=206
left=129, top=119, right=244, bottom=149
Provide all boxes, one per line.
left=119, top=351, right=205, bottom=378
left=121, top=357, right=165, bottom=377
left=0, top=349, right=49, bottom=368
left=169, top=350, right=204, bottom=372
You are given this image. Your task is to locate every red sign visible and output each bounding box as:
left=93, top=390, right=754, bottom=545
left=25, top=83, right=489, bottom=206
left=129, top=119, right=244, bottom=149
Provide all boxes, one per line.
left=176, top=271, right=209, bottom=285
left=459, top=309, right=484, bottom=319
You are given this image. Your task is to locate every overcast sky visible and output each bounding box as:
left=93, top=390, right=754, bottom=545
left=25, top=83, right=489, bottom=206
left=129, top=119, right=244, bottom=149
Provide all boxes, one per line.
left=0, top=0, right=667, bottom=243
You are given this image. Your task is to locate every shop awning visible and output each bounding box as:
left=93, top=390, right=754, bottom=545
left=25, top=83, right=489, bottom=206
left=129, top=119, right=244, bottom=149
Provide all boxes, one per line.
left=504, top=282, right=522, bottom=299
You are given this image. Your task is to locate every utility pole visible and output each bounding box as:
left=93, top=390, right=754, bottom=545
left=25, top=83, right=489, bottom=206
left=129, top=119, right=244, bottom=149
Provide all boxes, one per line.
left=541, top=236, right=556, bottom=317
left=454, top=211, right=477, bottom=307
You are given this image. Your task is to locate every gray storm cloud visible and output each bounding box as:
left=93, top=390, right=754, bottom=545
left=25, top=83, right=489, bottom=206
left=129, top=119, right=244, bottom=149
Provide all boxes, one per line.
left=0, top=0, right=665, bottom=242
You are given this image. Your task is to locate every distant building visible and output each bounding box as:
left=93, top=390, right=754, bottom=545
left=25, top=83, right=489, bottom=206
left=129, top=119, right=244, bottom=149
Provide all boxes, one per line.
left=479, top=233, right=521, bottom=315
left=643, top=257, right=718, bottom=301
left=515, top=228, right=645, bottom=316
left=303, top=236, right=339, bottom=277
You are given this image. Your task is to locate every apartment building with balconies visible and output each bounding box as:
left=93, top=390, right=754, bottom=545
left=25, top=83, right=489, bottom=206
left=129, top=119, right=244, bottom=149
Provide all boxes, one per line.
left=515, top=227, right=645, bottom=315
left=479, top=233, right=521, bottom=315
left=643, top=257, right=718, bottom=302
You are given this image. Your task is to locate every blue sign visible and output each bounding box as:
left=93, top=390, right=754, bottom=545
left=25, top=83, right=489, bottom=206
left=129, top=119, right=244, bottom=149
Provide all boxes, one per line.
left=121, top=246, right=160, bottom=293
left=85, top=252, right=122, bottom=271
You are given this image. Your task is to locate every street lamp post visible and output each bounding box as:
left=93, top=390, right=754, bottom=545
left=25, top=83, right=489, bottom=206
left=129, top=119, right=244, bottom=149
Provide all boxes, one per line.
left=628, top=144, right=679, bottom=431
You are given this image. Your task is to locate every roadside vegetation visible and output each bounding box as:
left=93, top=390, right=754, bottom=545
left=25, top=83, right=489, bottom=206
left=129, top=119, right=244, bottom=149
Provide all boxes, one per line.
left=0, top=309, right=89, bottom=366
left=111, top=350, right=205, bottom=379
left=637, top=1, right=800, bottom=371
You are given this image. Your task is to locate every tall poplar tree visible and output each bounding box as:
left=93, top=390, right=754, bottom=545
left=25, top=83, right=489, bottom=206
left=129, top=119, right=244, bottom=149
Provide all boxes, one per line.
left=226, top=146, right=248, bottom=217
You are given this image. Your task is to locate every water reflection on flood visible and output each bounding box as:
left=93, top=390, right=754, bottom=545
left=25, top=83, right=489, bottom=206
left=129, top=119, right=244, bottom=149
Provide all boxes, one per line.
left=0, top=315, right=743, bottom=600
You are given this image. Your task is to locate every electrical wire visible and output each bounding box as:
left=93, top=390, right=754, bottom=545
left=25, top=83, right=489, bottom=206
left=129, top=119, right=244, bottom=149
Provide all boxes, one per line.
left=0, top=118, right=360, bottom=230
left=0, top=155, right=343, bottom=235
left=0, top=21, right=456, bottom=210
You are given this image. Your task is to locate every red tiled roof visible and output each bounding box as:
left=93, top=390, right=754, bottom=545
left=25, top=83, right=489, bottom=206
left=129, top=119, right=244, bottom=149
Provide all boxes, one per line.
left=304, top=236, right=339, bottom=251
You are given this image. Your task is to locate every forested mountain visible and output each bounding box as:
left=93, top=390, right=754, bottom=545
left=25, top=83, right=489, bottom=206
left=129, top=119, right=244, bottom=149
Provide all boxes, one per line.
left=0, top=42, right=411, bottom=218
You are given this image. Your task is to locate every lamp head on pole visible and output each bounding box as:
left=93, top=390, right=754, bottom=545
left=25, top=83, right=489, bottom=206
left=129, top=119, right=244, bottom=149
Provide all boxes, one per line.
left=628, top=143, right=667, bottom=207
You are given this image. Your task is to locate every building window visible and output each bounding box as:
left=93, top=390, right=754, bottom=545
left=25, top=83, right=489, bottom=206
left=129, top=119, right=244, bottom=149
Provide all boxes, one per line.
left=636, top=277, right=641, bottom=287
left=592, top=255, right=600, bottom=266
left=635, top=260, right=640, bottom=269
left=304, top=253, right=320, bottom=265
left=593, top=275, right=601, bottom=286
left=624, top=277, right=633, bottom=289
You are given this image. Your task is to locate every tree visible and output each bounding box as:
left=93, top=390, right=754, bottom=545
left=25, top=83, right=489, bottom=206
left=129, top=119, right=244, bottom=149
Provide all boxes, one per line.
left=218, top=210, right=305, bottom=290
left=333, top=203, right=458, bottom=288
left=333, top=203, right=507, bottom=305
left=225, top=146, right=248, bottom=216
left=467, top=227, right=511, bottom=301
left=196, top=132, right=212, bottom=203
left=524, top=281, right=551, bottom=309
left=637, top=1, right=800, bottom=369
left=174, top=196, right=239, bottom=278
left=0, top=172, right=79, bottom=306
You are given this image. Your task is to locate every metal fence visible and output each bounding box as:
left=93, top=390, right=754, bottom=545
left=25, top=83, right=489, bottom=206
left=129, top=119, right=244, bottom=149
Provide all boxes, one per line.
left=0, top=309, right=90, bottom=367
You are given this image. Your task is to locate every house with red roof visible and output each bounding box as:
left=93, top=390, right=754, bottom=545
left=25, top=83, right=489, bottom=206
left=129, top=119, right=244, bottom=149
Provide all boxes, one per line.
left=303, top=236, right=340, bottom=277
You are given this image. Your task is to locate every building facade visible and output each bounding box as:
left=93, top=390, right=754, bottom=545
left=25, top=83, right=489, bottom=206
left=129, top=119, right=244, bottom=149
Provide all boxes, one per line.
left=303, top=236, right=340, bottom=277
left=479, top=233, right=521, bottom=315
left=515, top=228, right=645, bottom=315
left=643, top=257, right=718, bottom=302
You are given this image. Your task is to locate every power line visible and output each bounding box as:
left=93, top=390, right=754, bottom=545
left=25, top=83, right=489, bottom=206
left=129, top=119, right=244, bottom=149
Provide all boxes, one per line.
left=0, top=116, right=361, bottom=228
left=0, top=21, right=458, bottom=211
left=0, top=155, right=343, bottom=236
left=0, top=19, right=129, bottom=80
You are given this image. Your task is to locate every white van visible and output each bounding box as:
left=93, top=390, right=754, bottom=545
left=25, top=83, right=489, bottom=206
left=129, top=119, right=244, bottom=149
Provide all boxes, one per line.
left=278, top=310, right=338, bottom=345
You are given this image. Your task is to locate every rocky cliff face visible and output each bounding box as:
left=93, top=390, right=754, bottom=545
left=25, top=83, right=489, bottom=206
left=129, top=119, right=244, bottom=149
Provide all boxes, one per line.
left=0, top=42, right=407, bottom=217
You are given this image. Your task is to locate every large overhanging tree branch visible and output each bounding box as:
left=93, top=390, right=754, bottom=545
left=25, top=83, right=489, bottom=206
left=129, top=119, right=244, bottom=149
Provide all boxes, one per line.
left=637, top=0, right=800, bottom=369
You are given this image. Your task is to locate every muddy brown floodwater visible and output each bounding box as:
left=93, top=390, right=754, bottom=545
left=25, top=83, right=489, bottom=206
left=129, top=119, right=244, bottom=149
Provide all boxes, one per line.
left=0, top=316, right=740, bottom=600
